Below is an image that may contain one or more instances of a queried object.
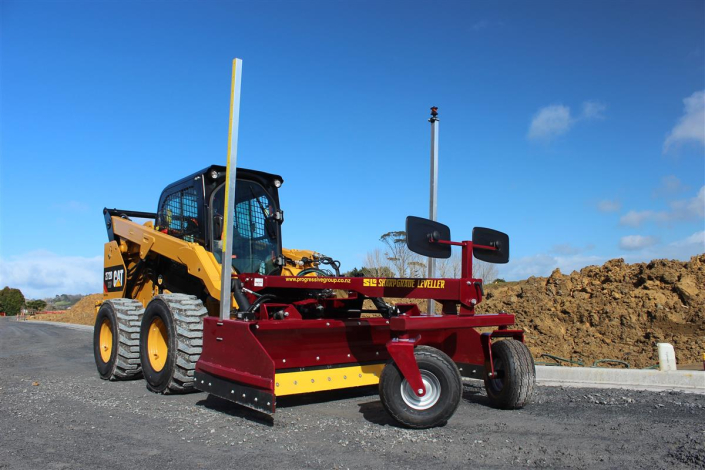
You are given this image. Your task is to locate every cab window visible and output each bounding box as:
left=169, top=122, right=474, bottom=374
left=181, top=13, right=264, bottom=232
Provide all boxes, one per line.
left=157, top=186, right=201, bottom=243
left=211, top=180, right=278, bottom=274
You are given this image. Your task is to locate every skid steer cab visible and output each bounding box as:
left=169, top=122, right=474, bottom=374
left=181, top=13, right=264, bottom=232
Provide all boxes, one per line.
left=94, top=165, right=535, bottom=429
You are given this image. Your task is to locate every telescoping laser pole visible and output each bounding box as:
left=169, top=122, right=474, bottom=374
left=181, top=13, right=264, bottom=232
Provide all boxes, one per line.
left=427, top=106, right=439, bottom=314
left=219, top=58, right=243, bottom=320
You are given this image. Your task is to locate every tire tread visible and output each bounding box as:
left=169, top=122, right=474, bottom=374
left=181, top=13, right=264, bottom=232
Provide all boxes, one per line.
left=379, top=345, right=462, bottom=429
left=101, top=298, right=145, bottom=380
left=145, top=294, right=207, bottom=394
left=484, top=339, right=535, bottom=409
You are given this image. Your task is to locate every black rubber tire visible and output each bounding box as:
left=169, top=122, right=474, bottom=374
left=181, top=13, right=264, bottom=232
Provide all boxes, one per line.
left=93, top=299, right=145, bottom=380
left=139, top=294, right=207, bottom=394
left=484, top=340, right=536, bottom=409
left=379, top=346, right=463, bottom=429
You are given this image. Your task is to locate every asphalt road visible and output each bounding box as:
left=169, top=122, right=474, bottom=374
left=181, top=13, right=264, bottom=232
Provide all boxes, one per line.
left=1, top=317, right=703, bottom=469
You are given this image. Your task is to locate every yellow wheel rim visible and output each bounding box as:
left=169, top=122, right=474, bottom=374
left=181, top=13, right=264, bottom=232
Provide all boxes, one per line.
left=99, top=318, right=113, bottom=363
left=148, top=317, right=168, bottom=372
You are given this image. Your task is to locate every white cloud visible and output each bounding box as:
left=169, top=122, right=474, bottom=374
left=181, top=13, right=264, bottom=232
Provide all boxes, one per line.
left=497, top=229, right=704, bottom=281
left=663, top=90, right=705, bottom=153
left=497, top=253, right=604, bottom=280
left=498, top=253, right=558, bottom=279
left=551, top=244, right=581, bottom=255
left=620, top=186, right=704, bottom=227
left=670, top=185, right=705, bottom=220
left=471, top=19, right=490, bottom=31
left=581, top=101, right=607, bottom=119
left=652, top=175, right=684, bottom=197
left=622, top=231, right=705, bottom=263
left=620, top=210, right=666, bottom=227
left=527, top=105, right=573, bottom=140
left=670, top=230, right=705, bottom=248
left=498, top=230, right=704, bottom=281
left=550, top=243, right=594, bottom=255
left=0, top=251, right=102, bottom=299
left=528, top=100, right=607, bottom=141
left=470, top=19, right=504, bottom=31
left=553, top=254, right=606, bottom=274
left=597, top=199, right=621, bottom=213
left=619, top=235, right=658, bottom=251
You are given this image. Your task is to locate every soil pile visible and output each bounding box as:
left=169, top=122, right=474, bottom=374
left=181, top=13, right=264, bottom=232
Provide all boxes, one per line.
left=31, top=294, right=102, bottom=326
left=477, top=255, right=705, bottom=368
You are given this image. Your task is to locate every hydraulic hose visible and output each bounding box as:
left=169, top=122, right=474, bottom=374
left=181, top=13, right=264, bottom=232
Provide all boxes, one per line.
left=247, top=294, right=277, bottom=314
left=297, top=268, right=332, bottom=277
left=370, top=297, right=399, bottom=319
left=231, top=278, right=251, bottom=313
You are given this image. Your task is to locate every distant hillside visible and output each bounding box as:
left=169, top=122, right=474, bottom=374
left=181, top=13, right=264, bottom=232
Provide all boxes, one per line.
left=44, top=294, right=84, bottom=310
left=32, top=294, right=102, bottom=325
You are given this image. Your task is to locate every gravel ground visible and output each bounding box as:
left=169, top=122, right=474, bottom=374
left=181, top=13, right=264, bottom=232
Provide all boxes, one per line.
left=1, top=317, right=703, bottom=469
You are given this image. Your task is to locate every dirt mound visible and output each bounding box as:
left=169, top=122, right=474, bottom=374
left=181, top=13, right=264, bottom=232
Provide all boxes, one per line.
left=31, top=294, right=103, bottom=326
left=477, top=254, right=705, bottom=368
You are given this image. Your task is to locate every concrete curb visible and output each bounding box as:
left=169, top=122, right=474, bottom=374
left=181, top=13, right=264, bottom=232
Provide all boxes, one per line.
left=536, top=365, right=705, bottom=394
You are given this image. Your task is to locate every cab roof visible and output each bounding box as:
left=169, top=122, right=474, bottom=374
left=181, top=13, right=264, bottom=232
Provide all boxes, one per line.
left=161, top=165, right=284, bottom=194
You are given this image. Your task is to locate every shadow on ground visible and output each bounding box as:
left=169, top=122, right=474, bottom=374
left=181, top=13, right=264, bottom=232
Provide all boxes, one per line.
left=462, top=382, right=493, bottom=407
left=357, top=400, right=405, bottom=427
left=195, top=395, right=274, bottom=426
left=196, top=382, right=496, bottom=428
left=195, top=386, right=380, bottom=426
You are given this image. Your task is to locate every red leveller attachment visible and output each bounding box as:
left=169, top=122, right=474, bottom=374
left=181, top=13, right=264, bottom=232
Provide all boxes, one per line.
left=193, top=216, right=530, bottom=429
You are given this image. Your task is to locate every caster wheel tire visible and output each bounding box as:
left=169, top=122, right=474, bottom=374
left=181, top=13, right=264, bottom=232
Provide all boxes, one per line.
left=379, top=346, right=462, bottom=429
left=484, top=339, right=536, bottom=409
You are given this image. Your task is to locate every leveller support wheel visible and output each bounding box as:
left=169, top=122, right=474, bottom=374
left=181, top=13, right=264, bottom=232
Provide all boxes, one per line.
left=379, top=346, right=462, bottom=429
left=484, top=339, right=536, bottom=409
left=93, top=299, right=145, bottom=380
left=139, top=294, right=207, bottom=394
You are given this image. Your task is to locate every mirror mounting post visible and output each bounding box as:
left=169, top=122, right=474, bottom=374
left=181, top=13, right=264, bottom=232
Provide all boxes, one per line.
left=461, top=241, right=474, bottom=280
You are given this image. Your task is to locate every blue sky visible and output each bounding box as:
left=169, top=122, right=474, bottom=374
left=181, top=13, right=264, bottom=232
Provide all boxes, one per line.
left=1, top=0, right=704, bottom=298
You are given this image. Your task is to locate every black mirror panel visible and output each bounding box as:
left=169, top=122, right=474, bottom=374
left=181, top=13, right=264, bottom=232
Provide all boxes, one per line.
left=472, top=227, right=510, bottom=264
left=405, top=216, right=452, bottom=259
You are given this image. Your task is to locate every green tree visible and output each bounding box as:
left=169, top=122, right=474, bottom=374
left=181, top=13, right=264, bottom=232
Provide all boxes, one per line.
left=0, top=287, right=26, bottom=316
left=25, top=299, right=48, bottom=312
left=344, top=267, right=366, bottom=277
left=408, top=260, right=427, bottom=278
left=364, top=266, right=394, bottom=278
left=379, top=231, right=429, bottom=278
left=364, top=248, right=392, bottom=278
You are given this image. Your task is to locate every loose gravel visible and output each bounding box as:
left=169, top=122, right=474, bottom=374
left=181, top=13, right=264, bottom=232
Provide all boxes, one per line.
left=1, top=318, right=703, bottom=469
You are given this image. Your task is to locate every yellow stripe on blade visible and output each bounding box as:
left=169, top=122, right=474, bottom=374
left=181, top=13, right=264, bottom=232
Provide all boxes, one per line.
left=275, top=363, right=386, bottom=396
